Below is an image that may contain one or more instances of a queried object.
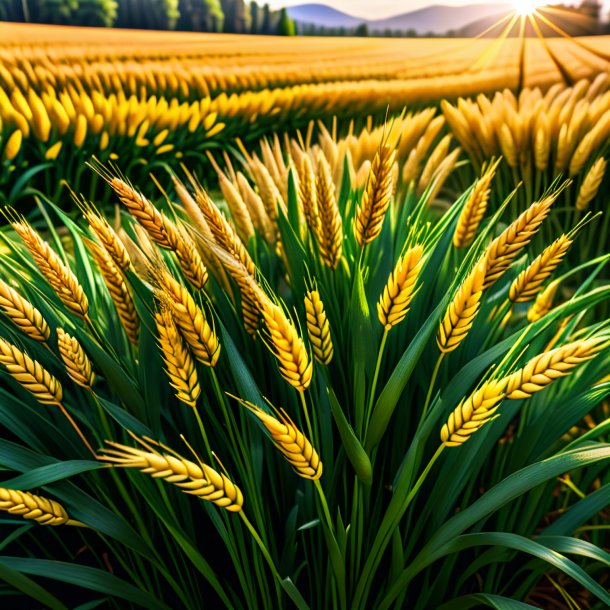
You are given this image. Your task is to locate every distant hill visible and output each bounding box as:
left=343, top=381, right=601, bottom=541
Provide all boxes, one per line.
left=285, top=4, right=362, bottom=29
left=287, top=3, right=513, bottom=34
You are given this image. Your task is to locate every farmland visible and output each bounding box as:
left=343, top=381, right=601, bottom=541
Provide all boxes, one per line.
left=0, top=18, right=609, bottom=610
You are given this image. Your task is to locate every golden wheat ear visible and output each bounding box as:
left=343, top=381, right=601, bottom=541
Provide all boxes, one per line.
left=378, top=245, right=424, bottom=331
left=57, top=328, right=95, bottom=389
left=0, top=278, right=50, bottom=343
left=304, top=289, right=333, bottom=365
left=504, top=336, right=608, bottom=400
left=441, top=379, right=508, bottom=447
left=230, top=395, right=322, bottom=480
left=0, top=487, right=84, bottom=526
left=98, top=436, right=243, bottom=512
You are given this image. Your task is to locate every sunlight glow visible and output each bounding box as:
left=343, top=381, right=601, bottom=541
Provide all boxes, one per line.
left=512, top=0, right=546, bottom=16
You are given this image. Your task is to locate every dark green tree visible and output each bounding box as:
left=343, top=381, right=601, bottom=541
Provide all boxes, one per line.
left=355, top=22, right=368, bottom=36
left=177, top=0, right=223, bottom=31
left=261, top=2, right=271, bottom=34
left=250, top=0, right=258, bottom=32
left=276, top=7, right=294, bottom=35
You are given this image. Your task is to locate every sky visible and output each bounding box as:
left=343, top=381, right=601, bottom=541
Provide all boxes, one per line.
left=267, top=0, right=610, bottom=21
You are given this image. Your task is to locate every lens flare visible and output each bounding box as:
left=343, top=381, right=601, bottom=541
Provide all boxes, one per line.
left=512, top=0, right=546, bottom=16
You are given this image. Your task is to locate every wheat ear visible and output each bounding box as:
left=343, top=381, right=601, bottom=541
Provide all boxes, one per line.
left=0, top=337, right=62, bottom=404
left=504, top=336, right=608, bottom=399
left=354, top=144, right=396, bottom=247
left=217, top=171, right=255, bottom=243
left=441, top=379, right=507, bottom=446
left=12, top=220, right=89, bottom=319
left=87, top=240, right=140, bottom=345
left=157, top=269, right=220, bottom=367
left=237, top=397, right=322, bottom=480
left=378, top=245, right=424, bottom=330
left=316, top=154, right=343, bottom=269
left=84, top=209, right=131, bottom=271
left=155, top=309, right=201, bottom=408
left=99, top=436, right=243, bottom=512
left=0, top=278, right=50, bottom=343
left=57, top=328, right=95, bottom=389
left=304, top=289, right=333, bottom=365
left=483, top=194, right=556, bottom=289
left=576, top=158, right=606, bottom=211
left=453, top=159, right=499, bottom=248
left=509, top=235, right=572, bottom=303
left=298, top=153, right=320, bottom=235
left=262, top=301, right=312, bottom=392
left=527, top=279, right=560, bottom=323
left=437, top=256, right=486, bottom=353
left=0, top=487, right=83, bottom=526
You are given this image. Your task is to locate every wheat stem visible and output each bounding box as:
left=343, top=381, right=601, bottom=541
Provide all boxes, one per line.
left=420, top=353, right=444, bottom=424
left=58, top=403, right=95, bottom=456
left=367, top=329, right=388, bottom=421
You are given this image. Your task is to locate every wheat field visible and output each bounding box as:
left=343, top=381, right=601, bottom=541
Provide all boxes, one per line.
left=0, top=17, right=609, bottom=610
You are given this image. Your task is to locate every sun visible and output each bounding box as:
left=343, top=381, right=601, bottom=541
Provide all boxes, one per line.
left=512, top=0, right=546, bottom=16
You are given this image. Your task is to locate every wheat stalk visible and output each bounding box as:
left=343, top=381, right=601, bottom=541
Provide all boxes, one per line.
left=377, top=245, right=424, bottom=330
left=0, top=278, right=50, bottom=343
left=155, top=309, right=201, bottom=408
left=86, top=240, right=140, bottom=345
left=98, top=436, right=243, bottom=512
left=0, top=487, right=82, bottom=526
left=453, top=159, right=499, bottom=248
left=576, top=157, right=606, bottom=211
left=504, top=336, right=608, bottom=399
left=527, top=279, right=560, bottom=323
left=437, top=256, right=486, bottom=353
left=12, top=220, right=89, bottom=319
left=237, top=397, right=322, bottom=480
left=157, top=269, right=220, bottom=367
left=483, top=194, right=556, bottom=289
left=57, top=328, right=95, bottom=389
left=440, top=379, right=507, bottom=446
left=316, top=153, right=343, bottom=269
left=509, top=235, right=572, bottom=303
left=304, top=289, right=333, bottom=365
left=354, top=144, right=396, bottom=247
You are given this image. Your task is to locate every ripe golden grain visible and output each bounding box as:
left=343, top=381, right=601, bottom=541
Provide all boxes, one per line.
left=0, top=278, right=50, bottom=343
left=12, top=220, right=89, bottom=319
left=304, top=289, right=333, bottom=365
left=509, top=235, right=572, bottom=303
left=453, top=159, right=499, bottom=249
left=377, top=245, right=424, bottom=330
left=57, top=328, right=95, bottom=389
left=0, top=487, right=80, bottom=526
left=316, top=154, right=343, bottom=269
left=354, top=144, right=396, bottom=247
left=298, top=154, right=320, bottom=235
left=85, top=211, right=131, bottom=271
left=87, top=240, right=140, bottom=345
left=527, top=279, right=560, bottom=323
left=217, top=171, right=255, bottom=244
left=239, top=399, right=322, bottom=480
left=99, top=437, right=243, bottom=512
left=504, top=336, right=607, bottom=399
left=155, top=309, right=201, bottom=408
left=157, top=269, right=220, bottom=367
left=440, top=379, right=507, bottom=446
left=437, top=256, right=486, bottom=353
left=576, top=158, right=606, bottom=211
left=0, top=337, right=62, bottom=405
left=483, top=194, right=555, bottom=289
left=262, top=301, right=312, bottom=392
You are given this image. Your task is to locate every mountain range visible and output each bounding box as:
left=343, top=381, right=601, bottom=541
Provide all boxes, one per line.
left=286, top=3, right=512, bottom=34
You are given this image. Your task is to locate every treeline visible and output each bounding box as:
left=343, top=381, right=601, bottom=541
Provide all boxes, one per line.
left=0, top=0, right=297, bottom=35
